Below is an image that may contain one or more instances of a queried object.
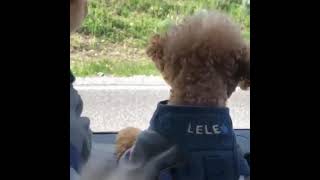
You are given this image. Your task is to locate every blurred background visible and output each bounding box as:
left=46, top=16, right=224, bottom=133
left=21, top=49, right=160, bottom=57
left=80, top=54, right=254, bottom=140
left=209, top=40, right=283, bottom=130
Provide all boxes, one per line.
left=71, top=0, right=250, bottom=132
left=71, top=0, right=250, bottom=77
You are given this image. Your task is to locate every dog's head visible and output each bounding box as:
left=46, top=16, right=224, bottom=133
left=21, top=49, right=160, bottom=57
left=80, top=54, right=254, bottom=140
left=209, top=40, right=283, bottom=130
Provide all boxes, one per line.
left=147, top=11, right=250, bottom=98
left=70, top=0, right=88, bottom=32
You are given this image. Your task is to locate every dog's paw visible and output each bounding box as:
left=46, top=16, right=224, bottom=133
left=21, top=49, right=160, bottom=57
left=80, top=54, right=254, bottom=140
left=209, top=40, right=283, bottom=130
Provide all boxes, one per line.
left=115, top=127, right=141, bottom=160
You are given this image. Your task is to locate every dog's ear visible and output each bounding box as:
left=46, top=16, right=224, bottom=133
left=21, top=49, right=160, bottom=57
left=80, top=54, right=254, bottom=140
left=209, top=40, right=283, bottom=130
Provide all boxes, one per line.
left=237, top=45, right=250, bottom=90
left=146, top=34, right=166, bottom=72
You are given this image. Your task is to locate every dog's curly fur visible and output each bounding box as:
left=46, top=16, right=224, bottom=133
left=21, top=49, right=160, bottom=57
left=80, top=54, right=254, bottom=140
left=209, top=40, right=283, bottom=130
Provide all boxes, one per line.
left=116, top=10, right=250, bottom=164
left=147, top=11, right=250, bottom=107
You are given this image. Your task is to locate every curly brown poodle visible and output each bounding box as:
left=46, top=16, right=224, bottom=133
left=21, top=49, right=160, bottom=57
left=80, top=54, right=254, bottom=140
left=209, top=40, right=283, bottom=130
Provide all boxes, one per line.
left=116, top=10, right=250, bottom=160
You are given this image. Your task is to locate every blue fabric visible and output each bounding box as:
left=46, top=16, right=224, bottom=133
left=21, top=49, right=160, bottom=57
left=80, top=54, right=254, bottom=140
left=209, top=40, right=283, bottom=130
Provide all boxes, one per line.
left=149, top=100, right=250, bottom=180
left=237, top=145, right=250, bottom=177
left=159, top=169, right=172, bottom=180
left=70, top=70, right=92, bottom=177
left=70, top=144, right=81, bottom=173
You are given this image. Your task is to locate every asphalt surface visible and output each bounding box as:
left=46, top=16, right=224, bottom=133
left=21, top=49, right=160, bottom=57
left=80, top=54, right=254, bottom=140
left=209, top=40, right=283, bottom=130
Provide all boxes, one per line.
left=74, top=76, right=250, bottom=132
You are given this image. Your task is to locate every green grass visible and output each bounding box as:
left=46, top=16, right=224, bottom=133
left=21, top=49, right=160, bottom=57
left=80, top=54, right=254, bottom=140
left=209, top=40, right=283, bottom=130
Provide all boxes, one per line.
left=71, top=0, right=250, bottom=77
left=79, top=0, right=250, bottom=46
left=71, top=58, right=159, bottom=77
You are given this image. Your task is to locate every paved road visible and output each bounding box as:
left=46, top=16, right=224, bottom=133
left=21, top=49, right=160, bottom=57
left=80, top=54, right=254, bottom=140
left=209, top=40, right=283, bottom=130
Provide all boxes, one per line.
left=74, top=76, right=250, bottom=132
